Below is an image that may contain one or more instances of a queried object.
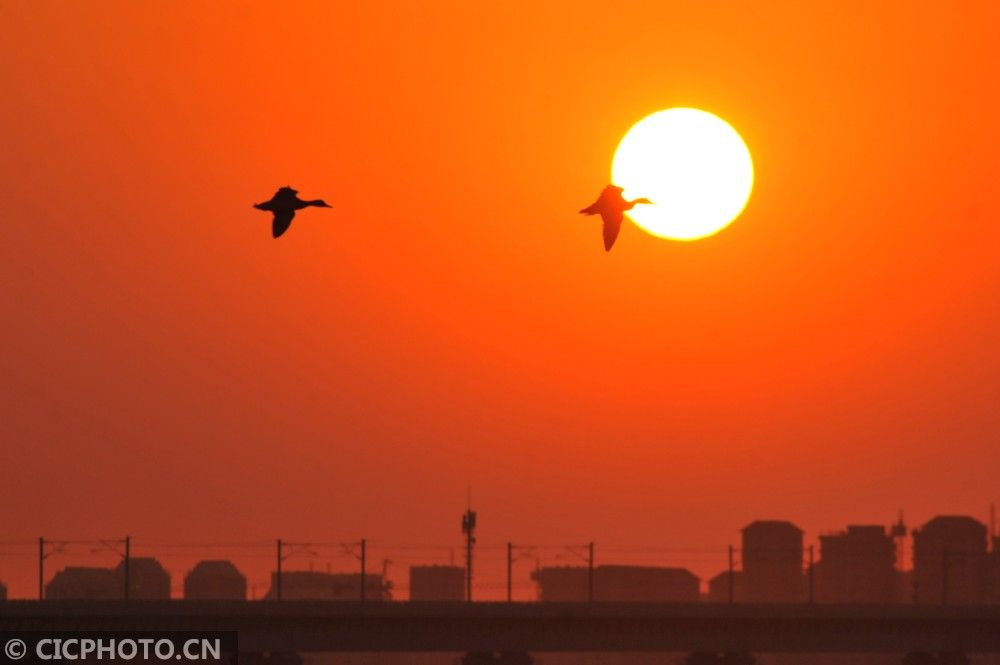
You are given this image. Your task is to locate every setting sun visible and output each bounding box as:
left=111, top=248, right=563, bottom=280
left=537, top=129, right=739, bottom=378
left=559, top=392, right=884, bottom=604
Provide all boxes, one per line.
left=612, top=108, right=754, bottom=241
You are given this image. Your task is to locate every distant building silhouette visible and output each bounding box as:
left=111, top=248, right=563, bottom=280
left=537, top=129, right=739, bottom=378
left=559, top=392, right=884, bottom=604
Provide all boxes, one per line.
left=531, top=566, right=589, bottom=602
left=706, top=570, right=742, bottom=602
left=0, top=580, right=6, bottom=601
left=912, top=515, right=987, bottom=604
left=741, top=521, right=805, bottom=602
left=46, top=558, right=171, bottom=600
left=532, top=565, right=699, bottom=602
left=45, top=567, right=119, bottom=600
left=264, top=571, right=391, bottom=600
left=409, top=565, right=464, bottom=601
left=815, top=525, right=896, bottom=603
left=116, top=558, right=170, bottom=600
left=184, top=560, right=247, bottom=600
left=597, top=565, right=700, bottom=602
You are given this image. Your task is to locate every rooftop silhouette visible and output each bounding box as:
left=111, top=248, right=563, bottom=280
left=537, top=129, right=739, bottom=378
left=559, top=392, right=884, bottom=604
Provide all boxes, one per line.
left=184, top=559, right=246, bottom=601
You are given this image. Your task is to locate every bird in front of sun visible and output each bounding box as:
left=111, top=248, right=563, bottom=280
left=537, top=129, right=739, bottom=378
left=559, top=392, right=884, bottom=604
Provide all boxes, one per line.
left=253, top=186, right=332, bottom=238
left=579, top=185, right=652, bottom=251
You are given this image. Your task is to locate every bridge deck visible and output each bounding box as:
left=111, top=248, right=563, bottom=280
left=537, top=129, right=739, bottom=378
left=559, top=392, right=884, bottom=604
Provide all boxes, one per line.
left=3, top=601, right=1000, bottom=653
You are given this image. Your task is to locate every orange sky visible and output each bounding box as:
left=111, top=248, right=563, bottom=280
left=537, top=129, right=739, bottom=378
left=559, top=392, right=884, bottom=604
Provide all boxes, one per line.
left=2, top=1, right=999, bottom=598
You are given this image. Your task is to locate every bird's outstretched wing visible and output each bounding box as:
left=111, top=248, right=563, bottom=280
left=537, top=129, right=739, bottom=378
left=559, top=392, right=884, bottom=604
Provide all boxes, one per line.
left=272, top=210, right=295, bottom=238
left=581, top=185, right=624, bottom=214
left=579, top=196, right=603, bottom=215
left=601, top=210, right=623, bottom=251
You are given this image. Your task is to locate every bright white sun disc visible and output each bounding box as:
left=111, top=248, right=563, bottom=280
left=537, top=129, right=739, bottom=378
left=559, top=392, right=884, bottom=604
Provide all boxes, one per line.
left=611, top=108, right=754, bottom=241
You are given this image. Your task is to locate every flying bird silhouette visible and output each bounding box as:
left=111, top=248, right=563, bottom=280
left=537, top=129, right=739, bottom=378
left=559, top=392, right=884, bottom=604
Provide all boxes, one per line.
left=253, top=186, right=332, bottom=238
left=579, top=185, right=652, bottom=251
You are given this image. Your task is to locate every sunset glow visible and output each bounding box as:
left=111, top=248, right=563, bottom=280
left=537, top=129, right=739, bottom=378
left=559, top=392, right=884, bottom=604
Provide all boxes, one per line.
left=2, top=2, right=1000, bottom=606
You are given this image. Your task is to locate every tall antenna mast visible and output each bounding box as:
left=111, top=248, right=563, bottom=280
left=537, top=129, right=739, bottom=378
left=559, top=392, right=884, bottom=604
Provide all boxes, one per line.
left=462, top=498, right=477, bottom=602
